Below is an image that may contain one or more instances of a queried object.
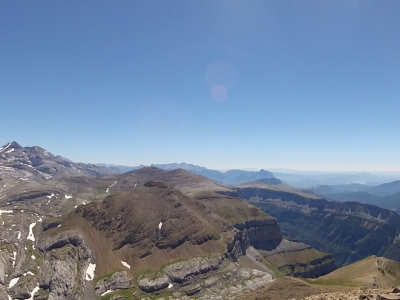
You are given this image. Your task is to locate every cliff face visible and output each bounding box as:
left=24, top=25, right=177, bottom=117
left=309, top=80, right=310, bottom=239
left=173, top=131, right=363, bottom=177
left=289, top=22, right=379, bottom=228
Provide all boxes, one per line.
left=226, top=219, right=336, bottom=278
left=238, top=187, right=400, bottom=267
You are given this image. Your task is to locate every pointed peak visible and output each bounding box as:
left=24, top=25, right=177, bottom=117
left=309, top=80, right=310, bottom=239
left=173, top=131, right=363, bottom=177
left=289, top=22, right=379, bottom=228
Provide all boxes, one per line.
left=9, top=141, right=23, bottom=149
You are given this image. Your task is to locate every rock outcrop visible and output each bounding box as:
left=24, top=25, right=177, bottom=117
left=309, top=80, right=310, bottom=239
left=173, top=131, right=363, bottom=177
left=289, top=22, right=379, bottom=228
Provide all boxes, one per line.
left=38, top=231, right=92, bottom=300
left=95, top=271, right=130, bottom=296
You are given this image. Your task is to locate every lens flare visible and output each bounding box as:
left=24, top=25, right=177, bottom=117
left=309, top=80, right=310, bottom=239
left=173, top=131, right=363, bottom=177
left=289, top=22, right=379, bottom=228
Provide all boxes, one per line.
left=211, top=85, right=227, bottom=102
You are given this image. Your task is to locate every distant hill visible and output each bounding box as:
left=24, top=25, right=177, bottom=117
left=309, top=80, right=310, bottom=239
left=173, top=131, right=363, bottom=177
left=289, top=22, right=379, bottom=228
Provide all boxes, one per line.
left=151, top=163, right=276, bottom=185
left=314, top=180, right=400, bottom=212
left=366, top=180, right=400, bottom=197
left=313, top=183, right=371, bottom=195
left=273, top=171, right=400, bottom=188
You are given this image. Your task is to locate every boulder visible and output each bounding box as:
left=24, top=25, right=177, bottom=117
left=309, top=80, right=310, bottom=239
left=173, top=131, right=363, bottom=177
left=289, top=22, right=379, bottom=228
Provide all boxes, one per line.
left=95, top=271, right=130, bottom=295
left=138, top=273, right=171, bottom=292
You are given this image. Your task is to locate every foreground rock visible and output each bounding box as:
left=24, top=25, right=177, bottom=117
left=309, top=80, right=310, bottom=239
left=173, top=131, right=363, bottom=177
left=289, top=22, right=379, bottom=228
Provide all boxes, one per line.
left=297, top=288, right=400, bottom=300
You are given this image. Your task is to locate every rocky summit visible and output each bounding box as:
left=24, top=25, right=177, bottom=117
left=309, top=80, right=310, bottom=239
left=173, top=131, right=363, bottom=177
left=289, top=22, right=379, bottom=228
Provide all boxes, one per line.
left=0, top=141, right=120, bottom=181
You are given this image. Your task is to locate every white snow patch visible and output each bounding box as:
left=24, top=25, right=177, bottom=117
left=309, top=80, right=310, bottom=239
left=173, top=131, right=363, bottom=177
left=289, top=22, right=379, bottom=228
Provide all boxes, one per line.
left=85, top=263, right=96, bottom=281
left=121, top=260, right=131, bottom=269
left=37, top=217, right=42, bottom=222
left=46, top=193, right=55, bottom=199
left=168, top=283, right=173, bottom=289
left=20, top=177, right=28, bottom=180
left=82, top=201, right=86, bottom=205
left=27, top=222, right=37, bottom=242
left=134, top=183, right=137, bottom=188
left=5, top=148, right=14, bottom=154
left=27, top=285, right=40, bottom=300
left=0, top=210, right=13, bottom=215
left=9, top=277, right=19, bottom=288
left=31, top=255, right=36, bottom=260
left=12, top=251, right=16, bottom=267
left=106, top=181, right=118, bottom=193
left=74, top=206, right=78, bottom=208
left=158, top=221, right=163, bottom=230
left=65, top=195, right=73, bottom=199
left=23, top=271, right=34, bottom=276
left=0, top=142, right=11, bottom=153
left=8, top=296, right=11, bottom=300
left=101, top=290, right=114, bottom=296
left=17, top=232, right=21, bottom=240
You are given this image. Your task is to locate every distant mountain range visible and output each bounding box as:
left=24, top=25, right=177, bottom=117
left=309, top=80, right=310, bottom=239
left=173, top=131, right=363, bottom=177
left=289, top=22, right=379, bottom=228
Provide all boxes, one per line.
left=98, top=162, right=277, bottom=185
left=314, top=180, right=400, bottom=212
left=272, top=171, right=400, bottom=188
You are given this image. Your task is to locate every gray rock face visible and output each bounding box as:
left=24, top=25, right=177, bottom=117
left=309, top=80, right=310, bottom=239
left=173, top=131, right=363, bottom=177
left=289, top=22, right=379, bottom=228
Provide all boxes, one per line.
left=39, top=260, right=51, bottom=290
left=8, top=275, right=37, bottom=299
left=0, top=251, right=9, bottom=285
left=38, top=231, right=92, bottom=300
left=48, top=258, right=78, bottom=300
left=38, top=231, right=85, bottom=252
left=95, top=271, right=130, bottom=295
left=138, top=273, right=171, bottom=293
left=163, top=255, right=223, bottom=283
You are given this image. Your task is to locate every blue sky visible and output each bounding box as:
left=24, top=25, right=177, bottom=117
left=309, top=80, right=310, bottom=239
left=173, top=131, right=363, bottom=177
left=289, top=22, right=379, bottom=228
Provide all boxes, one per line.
left=1, top=1, right=400, bottom=171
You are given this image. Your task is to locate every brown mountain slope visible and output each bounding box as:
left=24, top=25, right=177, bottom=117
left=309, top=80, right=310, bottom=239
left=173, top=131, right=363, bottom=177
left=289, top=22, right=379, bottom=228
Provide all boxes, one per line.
left=58, top=181, right=234, bottom=276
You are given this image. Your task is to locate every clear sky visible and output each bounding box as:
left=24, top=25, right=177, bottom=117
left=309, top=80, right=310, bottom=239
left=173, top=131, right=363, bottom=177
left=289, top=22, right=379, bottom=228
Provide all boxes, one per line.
left=1, top=1, right=400, bottom=171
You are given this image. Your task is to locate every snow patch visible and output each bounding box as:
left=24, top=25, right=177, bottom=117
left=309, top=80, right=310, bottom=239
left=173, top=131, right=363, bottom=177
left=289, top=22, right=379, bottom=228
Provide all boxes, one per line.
left=85, top=263, right=96, bottom=281
left=23, top=271, right=34, bottom=276
left=0, top=210, right=13, bottom=215
left=27, top=285, right=40, bottom=300
left=46, top=193, right=55, bottom=199
left=31, top=255, right=36, bottom=260
left=5, top=148, right=14, bottom=154
left=106, top=181, right=118, bottom=193
left=0, top=142, right=11, bottom=153
left=134, top=183, right=137, bottom=188
left=37, top=217, right=42, bottom=222
left=8, top=277, right=19, bottom=288
left=121, top=260, right=131, bottom=269
left=17, top=232, right=21, bottom=240
left=11, top=251, right=16, bottom=267
left=101, top=290, right=114, bottom=296
left=158, top=221, right=163, bottom=230
left=65, top=195, right=73, bottom=199
left=168, top=283, right=173, bottom=289
left=27, top=222, right=37, bottom=242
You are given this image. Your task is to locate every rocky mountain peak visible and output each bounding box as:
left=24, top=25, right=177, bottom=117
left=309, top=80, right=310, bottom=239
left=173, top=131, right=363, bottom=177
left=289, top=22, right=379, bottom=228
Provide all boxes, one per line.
left=9, top=141, right=23, bottom=149
left=0, top=141, right=120, bottom=180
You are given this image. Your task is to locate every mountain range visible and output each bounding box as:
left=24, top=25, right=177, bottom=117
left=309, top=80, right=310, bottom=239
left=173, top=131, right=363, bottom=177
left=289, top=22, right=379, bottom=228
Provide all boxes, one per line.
left=2, top=141, right=400, bottom=299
